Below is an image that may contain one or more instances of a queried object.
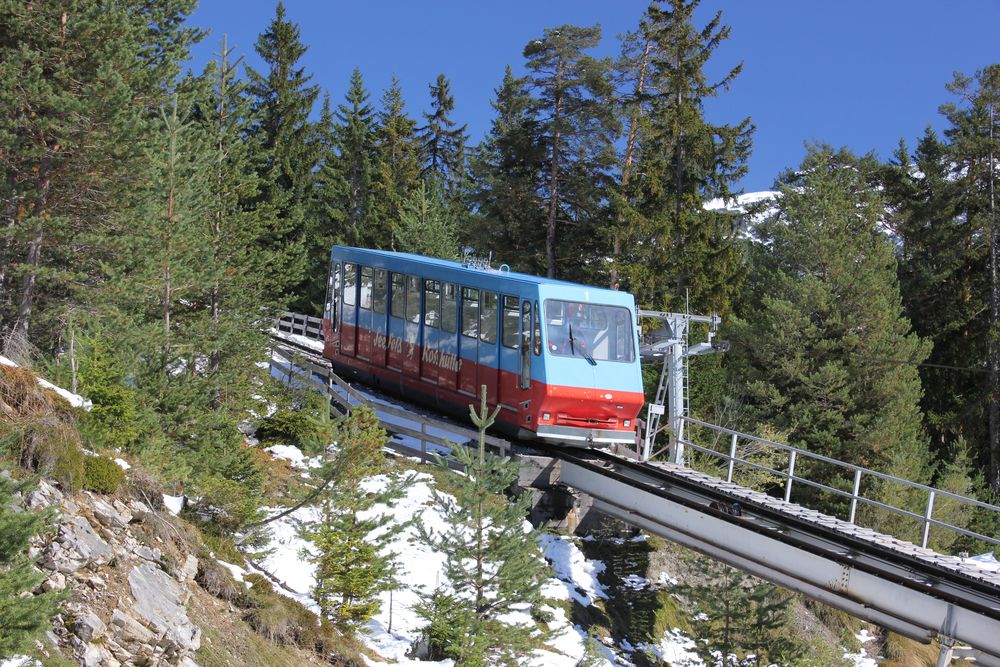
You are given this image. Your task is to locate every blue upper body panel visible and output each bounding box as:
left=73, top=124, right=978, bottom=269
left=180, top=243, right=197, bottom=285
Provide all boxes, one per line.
left=329, top=246, right=642, bottom=392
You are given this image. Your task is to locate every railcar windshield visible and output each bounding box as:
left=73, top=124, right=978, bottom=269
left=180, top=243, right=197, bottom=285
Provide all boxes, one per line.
left=544, top=300, right=635, bottom=363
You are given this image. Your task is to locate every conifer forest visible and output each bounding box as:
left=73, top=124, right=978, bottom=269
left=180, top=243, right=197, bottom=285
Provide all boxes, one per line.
left=1, top=1, right=1000, bottom=666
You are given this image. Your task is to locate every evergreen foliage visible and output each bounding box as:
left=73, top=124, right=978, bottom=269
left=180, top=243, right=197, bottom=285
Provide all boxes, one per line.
left=938, top=66, right=1000, bottom=492
left=0, top=473, right=63, bottom=656
left=468, top=67, right=548, bottom=274
left=678, top=555, right=803, bottom=667
left=0, top=0, right=200, bottom=356
left=373, top=76, right=422, bottom=250
left=415, top=387, right=548, bottom=667
left=83, top=455, right=126, bottom=494
left=418, top=74, right=469, bottom=194
left=523, top=24, right=617, bottom=281
left=395, top=182, right=459, bottom=259
left=612, top=0, right=752, bottom=313
left=245, top=1, right=319, bottom=306
left=729, top=146, right=939, bottom=521
left=306, top=406, right=405, bottom=630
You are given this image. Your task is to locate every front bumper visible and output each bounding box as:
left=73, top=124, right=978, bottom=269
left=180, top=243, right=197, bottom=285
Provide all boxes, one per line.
left=535, top=423, right=637, bottom=447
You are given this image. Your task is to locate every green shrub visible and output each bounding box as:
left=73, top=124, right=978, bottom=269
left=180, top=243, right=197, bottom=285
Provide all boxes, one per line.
left=256, top=391, right=334, bottom=454
left=83, top=455, right=125, bottom=494
left=192, top=476, right=263, bottom=533
left=6, top=415, right=86, bottom=493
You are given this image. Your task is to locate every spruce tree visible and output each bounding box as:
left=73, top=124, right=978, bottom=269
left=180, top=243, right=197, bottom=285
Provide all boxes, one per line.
left=418, top=74, right=469, bottom=193
left=729, top=146, right=933, bottom=518
left=416, top=387, right=548, bottom=667
left=246, top=1, right=319, bottom=304
left=522, top=25, right=617, bottom=280
left=0, top=474, right=63, bottom=656
left=307, top=406, right=404, bottom=629
left=373, top=76, right=422, bottom=250
left=330, top=68, right=379, bottom=248
left=395, top=182, right=459, bottom=259
left=468, top=67, right=548, bottom=273
left=616, top=0, right=752, bottom=313
left=882, top=130, right=980, bottom=458
left=939, top=66, right=1000, bottom=492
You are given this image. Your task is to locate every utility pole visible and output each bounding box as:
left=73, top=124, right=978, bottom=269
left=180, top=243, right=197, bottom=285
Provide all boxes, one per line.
left=639, top=310, right=727, bottom=463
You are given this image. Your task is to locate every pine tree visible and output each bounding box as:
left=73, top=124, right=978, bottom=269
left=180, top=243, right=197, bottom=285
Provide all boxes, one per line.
left=194, top=36, right=277, bottom=413
left=616, top=0, right=752, bottom=312
left=0, top=0, right=200, bottom=357
left=0, top=474, right=63, bottom=656
left=679, top=555, right=802, bottom=667
left=245, top=1, right=319, bottom=304
left=522, top=25, right=617, bottom=280
left=416, top=387, right=548, bottom=667
left=468, top=67, right=547, bottom=273
left=729, top=146, right=933, bottom=516
left=418, top=74, right=469, bottom=193
left=939, top=65, right=1000, bottom=492
left=372, top=76, right=422, bottom=250
left=307, top=406, right=405, bottom=629
left=395, top=182, right=458, bottom=259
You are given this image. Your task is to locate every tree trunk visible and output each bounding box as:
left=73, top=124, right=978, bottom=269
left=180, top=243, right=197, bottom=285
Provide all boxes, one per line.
left=545, top=57, right=565, bottom=279
left=610, top=40, right=651, bottom=291
left=9, top=163, right=53, bottom=353
left=988, top=98, right=1000, bottom=493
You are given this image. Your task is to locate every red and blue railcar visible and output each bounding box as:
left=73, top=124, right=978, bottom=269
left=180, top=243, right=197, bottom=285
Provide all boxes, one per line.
left=322, top=246, right=644, bottom=447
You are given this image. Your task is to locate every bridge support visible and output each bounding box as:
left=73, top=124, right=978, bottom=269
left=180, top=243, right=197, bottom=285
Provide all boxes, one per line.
left=936, top=635, right=955, bottom=667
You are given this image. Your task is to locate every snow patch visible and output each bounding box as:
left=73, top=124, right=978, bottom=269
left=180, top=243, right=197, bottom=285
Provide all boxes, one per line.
left=162, top=494, right=185, bottom=516
left=114, top=458, right=131, bottom=471
left=539, top=534, right=608, bottom=607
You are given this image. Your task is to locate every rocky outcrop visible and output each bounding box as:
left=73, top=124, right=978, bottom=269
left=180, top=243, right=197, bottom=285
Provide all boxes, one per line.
left=24, top=483, right=204, bottom=666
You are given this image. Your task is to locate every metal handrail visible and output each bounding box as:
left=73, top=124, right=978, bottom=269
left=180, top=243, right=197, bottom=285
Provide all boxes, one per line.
left=680, top=416, right=1000, bottom=550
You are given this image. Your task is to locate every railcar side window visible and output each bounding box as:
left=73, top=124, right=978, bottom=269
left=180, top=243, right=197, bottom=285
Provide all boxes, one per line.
left=461, top=287, right=479, bottom=338
left=533, top=300, right=541, bottom=356
left=480, top=291, right=498, bottom=345
left=359, top=266, right=373, bottom=310
left=424, top=280, right=441, bottom=328
left=501, top=295, right=519, bottom=349
left=405, top=275, right=421, bottom=324
left=441, top=283, right=457, bottom=333
left=343, top=263, right=356, bottom=306
left=373, top=269, right=387, bottom=314
left=390, top=272, right=405, bottom=318
left=327, top=262, right=341, bottom=331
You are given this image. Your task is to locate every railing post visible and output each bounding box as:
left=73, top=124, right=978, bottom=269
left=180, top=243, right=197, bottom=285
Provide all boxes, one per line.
left=726, top=433, right=738, bottom=483
left=848, top=469, right=863, bottom=524
left=922, top=490, right=936, bottom=549
left=784, top=450, right=797, bottom=503
left=421, top=421, right=428, bottom=462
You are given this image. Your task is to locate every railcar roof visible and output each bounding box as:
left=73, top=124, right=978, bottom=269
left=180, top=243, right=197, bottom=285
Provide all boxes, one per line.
left=332, top=245, right=621, bottom=294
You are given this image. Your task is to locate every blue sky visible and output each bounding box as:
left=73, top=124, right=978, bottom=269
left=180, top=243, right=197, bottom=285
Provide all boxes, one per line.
left=186, top=1, right=1000, bottom=192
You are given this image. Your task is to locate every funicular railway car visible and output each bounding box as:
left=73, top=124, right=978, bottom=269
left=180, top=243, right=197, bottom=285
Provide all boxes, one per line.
left=321, top=246, right=644, bottom=447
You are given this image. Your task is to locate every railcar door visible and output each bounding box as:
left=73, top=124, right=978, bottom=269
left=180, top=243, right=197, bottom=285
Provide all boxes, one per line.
left=340, top=262, right=357, bottom=357
left=370, top=268, right=388, bottom=368
left=356, top=266, right=373, bottom=360
left=420, top=279, right=441, bottom=384
left=387, top=272, right=406, bottom=371
left=402, top=274, right=421, bottom=378
left=497, top=294, right=523, bottom=410
left=437, top=282, right=460, bottom=390
left=458, top=286, right=479, bottom=395
left=477, top=290, right=500, bottom=405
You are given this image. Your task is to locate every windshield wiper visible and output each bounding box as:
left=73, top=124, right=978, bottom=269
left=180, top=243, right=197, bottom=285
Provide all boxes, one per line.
left=568, top=324, right=597, bottom=366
